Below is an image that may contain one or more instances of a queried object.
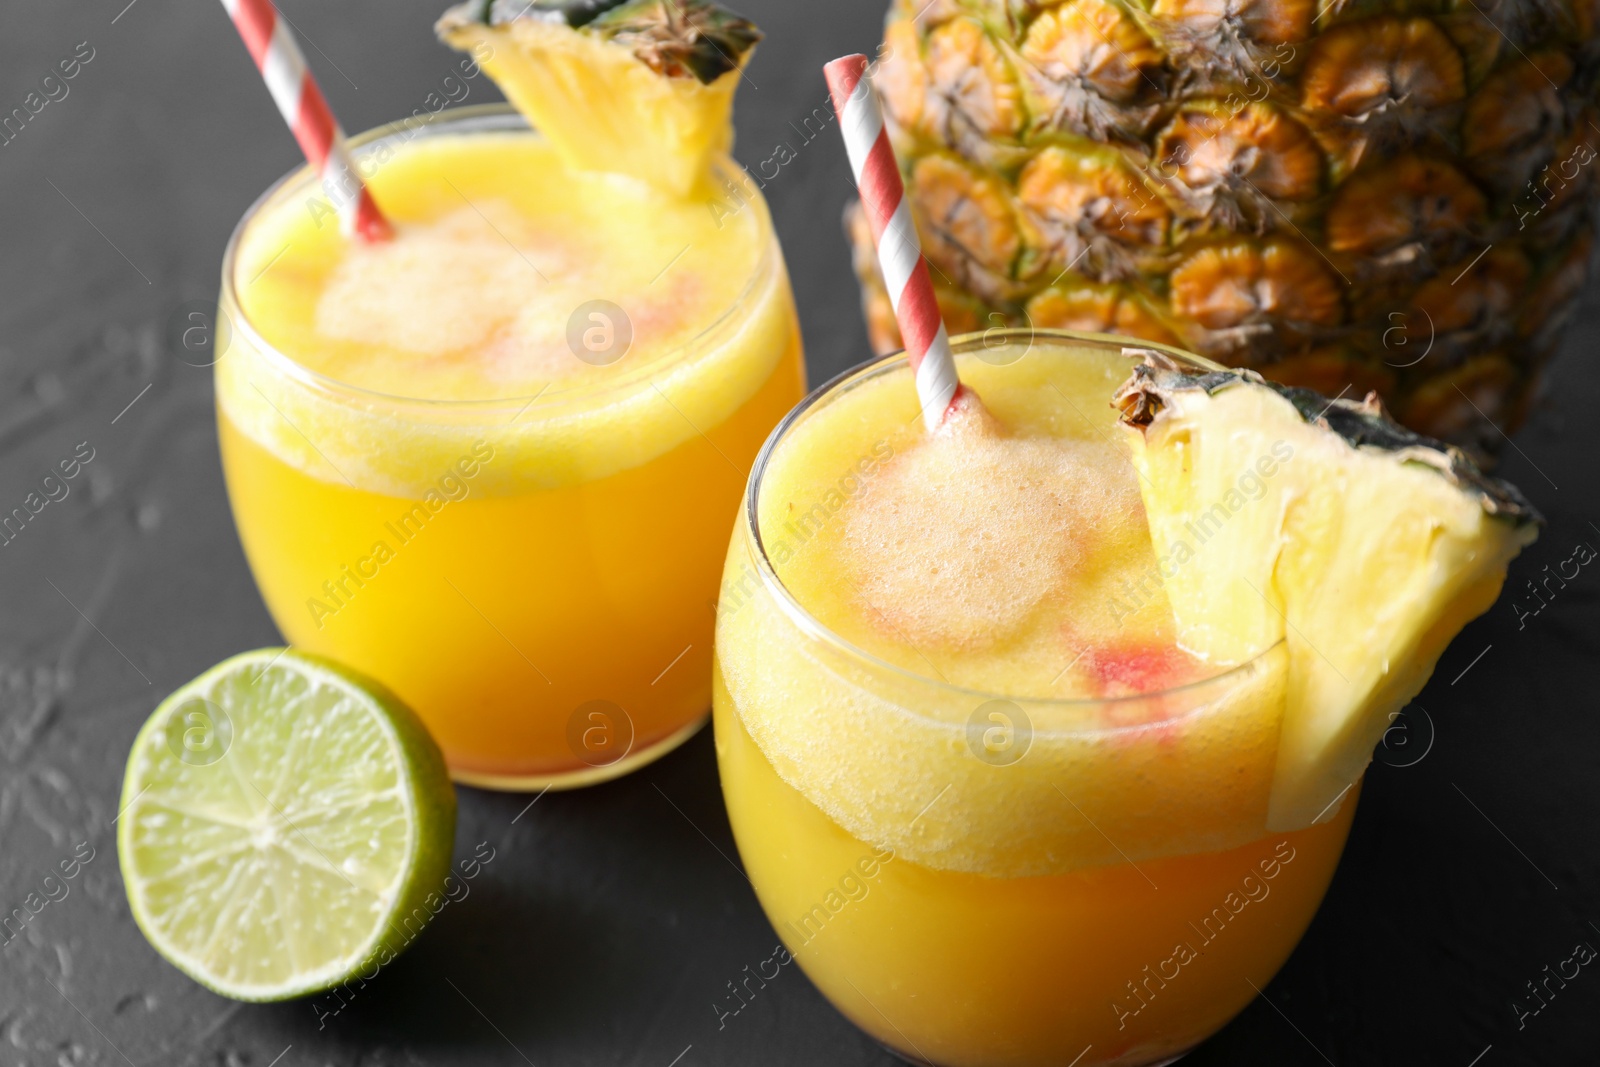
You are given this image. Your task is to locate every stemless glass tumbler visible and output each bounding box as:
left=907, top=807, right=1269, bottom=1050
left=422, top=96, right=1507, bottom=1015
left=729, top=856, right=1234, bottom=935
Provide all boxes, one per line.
left=217, top=106, right=805, bottom=789
left=713, top=331, right=1358, bottom=1067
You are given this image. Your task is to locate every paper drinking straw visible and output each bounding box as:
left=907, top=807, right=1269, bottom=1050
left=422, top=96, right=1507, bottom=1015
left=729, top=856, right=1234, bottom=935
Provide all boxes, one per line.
left=219, top=0, right=392, bottom=242
left=824, top=54, right=962, bottom=429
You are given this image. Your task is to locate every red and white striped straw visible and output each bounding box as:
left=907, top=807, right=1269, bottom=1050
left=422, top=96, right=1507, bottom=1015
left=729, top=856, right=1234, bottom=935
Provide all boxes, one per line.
left=825, top=54, right=962, bottom=430
left=220, top=0, right=392, bottom=242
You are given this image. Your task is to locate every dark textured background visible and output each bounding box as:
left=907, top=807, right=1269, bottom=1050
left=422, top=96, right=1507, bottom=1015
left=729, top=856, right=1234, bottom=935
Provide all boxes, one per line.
left=1, top=1, right=1597, bottom=1065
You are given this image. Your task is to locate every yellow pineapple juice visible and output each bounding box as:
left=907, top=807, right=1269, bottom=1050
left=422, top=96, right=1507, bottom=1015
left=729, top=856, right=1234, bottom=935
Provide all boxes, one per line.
left=714, top=332, right=1355, bottom=1066
left=218, top=107, right=804, bottom=788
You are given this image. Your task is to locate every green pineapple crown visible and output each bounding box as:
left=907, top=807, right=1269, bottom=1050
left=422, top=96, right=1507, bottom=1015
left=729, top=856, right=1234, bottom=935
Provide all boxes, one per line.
left=472, top=0, right=761, bottom=83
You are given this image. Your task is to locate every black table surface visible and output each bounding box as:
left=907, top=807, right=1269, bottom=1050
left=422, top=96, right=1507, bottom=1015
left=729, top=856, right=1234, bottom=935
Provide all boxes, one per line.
left=2, top=1, right=1597, bottom=1064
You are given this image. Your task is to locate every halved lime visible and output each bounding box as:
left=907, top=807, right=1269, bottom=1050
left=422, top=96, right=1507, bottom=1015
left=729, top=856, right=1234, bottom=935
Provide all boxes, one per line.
left=118, top=649, right=456, bottom=1001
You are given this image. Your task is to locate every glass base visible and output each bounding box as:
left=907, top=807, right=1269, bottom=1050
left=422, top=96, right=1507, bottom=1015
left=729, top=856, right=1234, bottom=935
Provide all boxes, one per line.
left=449, top=713, right=707, bottom=792
left=877, top=1041, right=1192, bottom=1067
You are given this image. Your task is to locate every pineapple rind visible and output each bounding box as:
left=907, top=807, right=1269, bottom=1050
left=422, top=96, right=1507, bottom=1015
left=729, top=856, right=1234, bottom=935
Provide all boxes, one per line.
left=503, top=0, right=628, bottom=27
left=1116, top=352, right=1539, bottom=831
left=1117, top=352, right=1541, bottom=521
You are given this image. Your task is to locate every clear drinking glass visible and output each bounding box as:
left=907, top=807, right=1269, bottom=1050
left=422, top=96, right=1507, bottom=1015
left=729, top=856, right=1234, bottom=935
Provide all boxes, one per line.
left=217, top=105, right=805, bottom=789
left=713, top=330, right=1358, bottom=1067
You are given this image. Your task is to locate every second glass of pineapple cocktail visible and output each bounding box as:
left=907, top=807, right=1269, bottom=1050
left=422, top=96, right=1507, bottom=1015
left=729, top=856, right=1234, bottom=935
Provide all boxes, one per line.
left=717, top=307, right=1537, bottom=1064
left=714, top=331, right=1356, bottom=1065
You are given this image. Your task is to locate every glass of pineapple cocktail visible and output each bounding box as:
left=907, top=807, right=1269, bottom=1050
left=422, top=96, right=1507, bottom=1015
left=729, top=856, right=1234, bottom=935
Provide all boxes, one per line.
left=714, top=330, right=1535, bottom=1065
left=217, top=3, right=803, bottom=789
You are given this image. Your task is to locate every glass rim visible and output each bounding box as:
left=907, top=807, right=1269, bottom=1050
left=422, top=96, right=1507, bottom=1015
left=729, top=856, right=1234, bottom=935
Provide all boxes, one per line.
left=218, top=103, right=777, bottom=413
left=740, top=327, right=1284, bottom=710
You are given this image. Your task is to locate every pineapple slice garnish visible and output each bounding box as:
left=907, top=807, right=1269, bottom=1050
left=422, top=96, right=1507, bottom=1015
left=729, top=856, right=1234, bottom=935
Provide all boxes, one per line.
left=437, top=0, right=760, bottom=198
left=1115, top=349, right=1540, bottom=831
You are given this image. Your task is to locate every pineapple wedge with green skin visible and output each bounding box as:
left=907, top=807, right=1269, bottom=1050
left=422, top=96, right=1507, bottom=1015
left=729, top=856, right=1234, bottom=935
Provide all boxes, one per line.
left=1115, top=350, right=1540, bottom=831
left=437, top=0, right=761, bottom=198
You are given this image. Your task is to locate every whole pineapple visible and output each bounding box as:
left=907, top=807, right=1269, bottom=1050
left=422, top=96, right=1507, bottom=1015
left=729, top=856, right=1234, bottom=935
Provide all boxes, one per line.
left=849, top=0, right=1600, bottom=453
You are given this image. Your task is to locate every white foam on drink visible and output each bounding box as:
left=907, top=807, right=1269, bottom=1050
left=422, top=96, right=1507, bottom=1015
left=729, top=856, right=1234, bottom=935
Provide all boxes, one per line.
left=841, top=399, right=1143, bottom=651
left=313, top=201, right=702, bottom=395
left=316, top=203, right=564, bottom=361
